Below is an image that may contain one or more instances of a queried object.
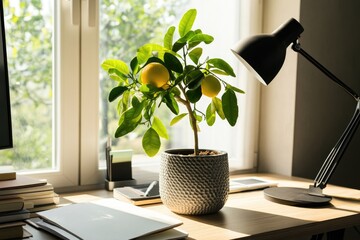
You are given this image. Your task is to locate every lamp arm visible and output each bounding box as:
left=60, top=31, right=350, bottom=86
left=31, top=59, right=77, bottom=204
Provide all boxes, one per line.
left=292, top=42, right=360, bottom=101
left=292, top=42, right=360, bottom=189
left=313, top=101, right=360, bottom=189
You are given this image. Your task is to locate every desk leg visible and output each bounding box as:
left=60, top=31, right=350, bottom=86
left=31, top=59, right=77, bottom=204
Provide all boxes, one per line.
left=311, top=229, right=345, bottom=240
left=326, top=229, right=345, bottom=240
left=310, top=233, right=323, bottom=240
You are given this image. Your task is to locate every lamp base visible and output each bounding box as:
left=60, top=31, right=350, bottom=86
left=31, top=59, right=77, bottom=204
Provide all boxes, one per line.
left=263, top=187, right=332, bottom=207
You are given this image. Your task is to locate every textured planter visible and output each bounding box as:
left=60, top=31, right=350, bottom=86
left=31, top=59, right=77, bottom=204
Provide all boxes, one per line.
left=160, top=149, right=229, bottom=215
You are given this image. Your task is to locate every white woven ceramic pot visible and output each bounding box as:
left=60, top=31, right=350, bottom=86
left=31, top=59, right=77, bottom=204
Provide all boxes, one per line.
left=160, top=149, right=229, bottom=215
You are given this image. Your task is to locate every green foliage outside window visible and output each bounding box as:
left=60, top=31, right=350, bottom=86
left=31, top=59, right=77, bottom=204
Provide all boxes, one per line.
left=0, top=0, right=53, bottom=170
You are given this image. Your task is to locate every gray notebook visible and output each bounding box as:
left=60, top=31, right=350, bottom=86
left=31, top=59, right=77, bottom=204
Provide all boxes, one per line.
left=37, top=198, right=183, bottom=240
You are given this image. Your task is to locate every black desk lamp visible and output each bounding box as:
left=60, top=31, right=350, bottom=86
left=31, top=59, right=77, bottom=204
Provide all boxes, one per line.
left=232, top=18, right=360, bottom=207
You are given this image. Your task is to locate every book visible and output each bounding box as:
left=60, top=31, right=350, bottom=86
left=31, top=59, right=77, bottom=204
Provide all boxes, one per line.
left=0, top=190, right=56, bottom=201
left=0, top=209, right=30, bottom=224
left=0, top=183, right=53, bottom=196
left=28, top=193, right=60, bottom=207
left=113, top=182, right=162, bottom=206
left=0, top=191, right=59, bottom=212
left=37, top=198, right=183, bottom=240
left=0, top=197, right=24, bottom=213
left=0, top=175, right=47, bottom=191
left=0, top=171, right=16, bottom=181
left=0, top=221, right=32, bottom=240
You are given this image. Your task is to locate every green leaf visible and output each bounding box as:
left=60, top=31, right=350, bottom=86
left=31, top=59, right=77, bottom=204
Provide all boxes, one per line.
left=226, top=84, right=245, bottom=94
left=115, top=107, right=143, bottom=138
left=186, top=70, right=204, bottom=89
left=189, top=48, right=202, bottom=64
left=206, top=102, right=216, bottom=126
left=171, top=86, right=181, bottom=96
left=222, top=89, right=238, bottom=126
left=139, top=84, right=159, bottom=94
left=144, top=101, right=156, bottom=121
left=101, top=59, right=130, bottom=75
left=115, top=120, right=139, bottom=138
left=172, top=31, right=195, bottom=52
left=164, top=93, right=179, bottom=115
left=189, top=33, right=214, bottom=44
left=152, top=116, right=169, bottom=139
left=137, top=43, right=166, bottom=64
left=164, top=53, right=183, bottom=73
left=178, top=9, right=197, bottom=37
left=108, top=68, right=127, bottom=81
left=142, top=128, right=161, bottom=157
left=131, top=96, right=140, bottom=107
left=164, top=26, right=176, bottom=50
left=130, top=57, right=139, bottom=74
left=170, top=113, right=188, bottom=126
left=172, top=41, right=187, bottom=53
left=207, top=58, right=236, bottom=77
left=212, top=97, right=225, bottom=119
left=186, top=86, right=202, bottom=103
left=211, top=69, right=229, bottom=76
left=144, top=56, right=165, bottom=65
left=118, top=90, right=131, bottom=114
left=108, top=86, right=128, bottom=102
left=194, top=112, right=202, bottom=122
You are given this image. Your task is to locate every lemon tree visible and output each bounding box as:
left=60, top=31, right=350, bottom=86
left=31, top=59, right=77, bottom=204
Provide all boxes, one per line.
left=102, top=9, right=244, bottom=156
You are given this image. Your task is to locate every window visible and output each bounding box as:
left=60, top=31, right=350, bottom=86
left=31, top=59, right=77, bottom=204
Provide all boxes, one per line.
left=1, top=0, right=80, bottom=187
left=0, top=0, right=262, bottom=188
left=96, top=0, right=262, bottom=178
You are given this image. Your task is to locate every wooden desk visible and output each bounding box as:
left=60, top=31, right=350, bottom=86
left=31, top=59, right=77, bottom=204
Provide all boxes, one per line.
left=56, top=173, right=360, bottom=240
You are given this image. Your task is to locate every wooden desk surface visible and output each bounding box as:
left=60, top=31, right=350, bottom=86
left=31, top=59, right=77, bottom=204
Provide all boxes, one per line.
left=60, top=173, right=360, bottom=240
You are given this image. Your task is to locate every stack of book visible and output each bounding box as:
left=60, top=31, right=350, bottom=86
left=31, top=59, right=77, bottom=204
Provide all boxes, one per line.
left=0, top=173, right=59, bottom=214
left=0, top=172, right=59, bottom=239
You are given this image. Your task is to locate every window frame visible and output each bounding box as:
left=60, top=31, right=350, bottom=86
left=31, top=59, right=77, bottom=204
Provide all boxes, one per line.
left=26, top=0, right=81, bottom=188
left=21, top=0, right=263, bottom=189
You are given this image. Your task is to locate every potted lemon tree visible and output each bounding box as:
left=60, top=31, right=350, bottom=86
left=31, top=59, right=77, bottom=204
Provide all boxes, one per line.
left=102, top=9, right=244, bottom=215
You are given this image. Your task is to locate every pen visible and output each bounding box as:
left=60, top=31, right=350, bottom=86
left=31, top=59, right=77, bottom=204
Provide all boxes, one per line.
left=144, top=181, right=158, bottom=197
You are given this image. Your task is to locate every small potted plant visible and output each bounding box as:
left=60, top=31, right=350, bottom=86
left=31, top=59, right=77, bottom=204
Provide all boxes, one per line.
left=102, top=9, right=244, bottom=215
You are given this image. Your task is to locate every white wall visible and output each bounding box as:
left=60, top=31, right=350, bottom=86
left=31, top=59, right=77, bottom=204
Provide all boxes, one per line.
left=258, top=0, right=301, bottom=175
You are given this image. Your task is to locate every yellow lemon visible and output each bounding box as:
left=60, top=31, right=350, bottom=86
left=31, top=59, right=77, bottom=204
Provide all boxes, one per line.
left=140, top=62, right=170, bottom=88
left=201, top=75, right=221, bottom=98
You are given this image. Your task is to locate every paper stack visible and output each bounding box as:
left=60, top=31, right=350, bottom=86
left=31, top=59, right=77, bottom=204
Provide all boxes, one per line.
left=36, top=198, right=188, bottom=240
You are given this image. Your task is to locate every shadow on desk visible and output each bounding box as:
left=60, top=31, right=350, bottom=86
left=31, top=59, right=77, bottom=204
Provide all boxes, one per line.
left=184, top=207, right=312, bottom=237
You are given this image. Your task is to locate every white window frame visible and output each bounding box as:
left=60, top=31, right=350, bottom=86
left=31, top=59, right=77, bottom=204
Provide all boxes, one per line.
left=27, top=0, right=81, bottom=188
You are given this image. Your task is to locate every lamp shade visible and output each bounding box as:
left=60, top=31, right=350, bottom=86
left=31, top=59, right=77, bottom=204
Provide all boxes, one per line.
left=232, top=18, right=304, bottom=85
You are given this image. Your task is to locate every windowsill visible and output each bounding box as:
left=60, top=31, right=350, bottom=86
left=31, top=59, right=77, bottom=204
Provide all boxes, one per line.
left=55, top=155, right=256, bottom=194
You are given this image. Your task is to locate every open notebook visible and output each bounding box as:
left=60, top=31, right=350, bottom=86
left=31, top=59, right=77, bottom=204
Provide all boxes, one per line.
left=36, top=198, right=187, bottom=240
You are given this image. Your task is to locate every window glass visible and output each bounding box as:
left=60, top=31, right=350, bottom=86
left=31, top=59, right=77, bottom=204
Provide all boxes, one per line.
left=0, top=0, right=55, bottom=171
